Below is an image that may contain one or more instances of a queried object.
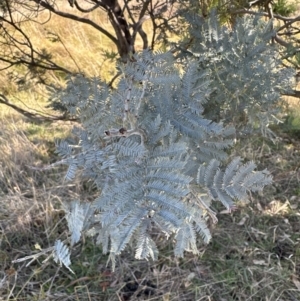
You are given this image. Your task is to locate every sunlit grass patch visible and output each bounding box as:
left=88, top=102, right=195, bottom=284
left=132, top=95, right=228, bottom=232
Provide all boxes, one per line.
left=0, top=117, right=72, bottom=191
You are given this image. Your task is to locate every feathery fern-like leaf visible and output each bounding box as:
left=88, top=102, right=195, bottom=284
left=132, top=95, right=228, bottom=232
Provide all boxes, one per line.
left=53, top=240, right=74, bottom=274
left=197, top=159, right=272, bottom=210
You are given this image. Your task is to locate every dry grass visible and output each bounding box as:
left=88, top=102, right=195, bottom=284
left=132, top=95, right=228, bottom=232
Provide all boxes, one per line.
left=1, top=110, right=300, bottom=301
left=1, top=2, right=300, bottom=301
left=2, top=130, right=300, bottom=301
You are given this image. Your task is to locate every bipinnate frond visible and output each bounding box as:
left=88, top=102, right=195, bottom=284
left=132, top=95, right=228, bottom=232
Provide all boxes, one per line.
left=192, top=213, right=212, bottom=244
left=197, top=158, right=273, bottom=210
left=65, top=164, right=78, bottom=181
left=64, top=200, right=93, bottom=246
left=174, top=222, right=198, bottom=257
left=135, top=220, right=158, bottom=261
left=53, top=240, right=74, bottom=274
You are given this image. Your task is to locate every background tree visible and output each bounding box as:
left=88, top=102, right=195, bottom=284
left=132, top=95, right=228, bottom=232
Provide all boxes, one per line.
left=0, top=0, right=299, bottom=117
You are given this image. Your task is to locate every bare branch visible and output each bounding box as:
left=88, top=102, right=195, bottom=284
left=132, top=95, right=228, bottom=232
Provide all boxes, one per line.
left=122, top=0, right=137, bottom=24
left=107, top=71, right=121, bottom=88
left=274, top=34, right=291, bottom=48
left=30, top=0, right=119, bottom=46
left=283, top=90, right=300, bottom=98
left=132, top=15, right=150, bottom=49
left=0, top=16, right=73, bottom=74
left=276, top=15, right=300, bottom=32
left=73, top=0, right=101, bottom=13
left=0, top=94, right=78, bottom=122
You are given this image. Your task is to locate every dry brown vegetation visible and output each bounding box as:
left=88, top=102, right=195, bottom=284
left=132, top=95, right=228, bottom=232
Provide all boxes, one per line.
left=1, top=3, right=300, bottom=301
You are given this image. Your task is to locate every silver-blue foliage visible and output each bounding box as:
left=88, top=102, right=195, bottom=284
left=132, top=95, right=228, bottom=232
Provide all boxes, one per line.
left=53, top=240, right=74, bottom=274
left=49, top=13, right=290, bottom=270
left=181, top=11, right=295, bottom=136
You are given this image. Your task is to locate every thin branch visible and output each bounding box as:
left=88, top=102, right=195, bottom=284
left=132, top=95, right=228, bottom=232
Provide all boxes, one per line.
left=107, top=71, right=121, bottom=88
left=0, top=15, right=73, bottom=74
left=123, top=0, right=150, bottom=49
left=283, top=90, right=300, bottom=98
left=31, top=0, right=118, bottom=46
left=73, top=0, right=101, bottom=13
left=278, top=29, right=300, bottom=36
left=123, top=0, right=137, bottom=25
left=0, top=55, right=73, bottom=74
left=276, top=15, right=300, bottom=32
left=274, top=34, right=290, bottom=47
left=149, top=1, right=158, bottom=50
left=265, top=0, right=274, bottom=43
left=132, top=15, right=150, bottom=49
left=2, top=12, right=35, bottom=62
left=55, top=33, right=82, bottom=73
left=265, top=0, right=273, bottom=19
left=0, top=94, right=78, bottom=122
left=5, top=0, right=13, bottom=22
